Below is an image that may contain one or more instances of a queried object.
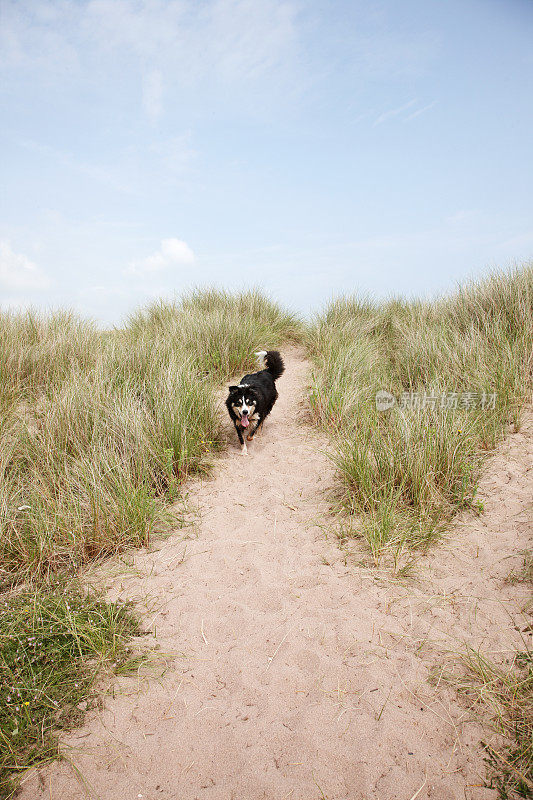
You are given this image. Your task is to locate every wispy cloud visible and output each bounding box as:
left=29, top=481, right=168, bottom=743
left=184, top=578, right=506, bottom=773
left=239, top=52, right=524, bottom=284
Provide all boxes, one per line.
left=0, top=240, right=49, bottom=290
left=1, top=0, right=300, bottom=119
left=18, top=139, right=134, bottom=193
left=373, top=98, right=436, bottom=126
left=125, top=238, right=195, bottom=277
left=373, top=99, right=417, bottom=126
left=498, top=230, right=533, bottom=250
left=445, top=209, right=481, bottom=225
left=404, top=101, right=436, bottom=121
left=149, top=133, right=197, bottom=176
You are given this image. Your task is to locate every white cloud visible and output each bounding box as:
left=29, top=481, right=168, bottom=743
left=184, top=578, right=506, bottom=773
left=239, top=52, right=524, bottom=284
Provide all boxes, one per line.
left=373, top=99, right=417, bottom=126
left=372, top=98, right=436, bottom=126
left=1, top=0, right=299, bottom=119
left=445, top=209, right=482, bottom=225
left=126, top=238, right=195, bottom=276
left=404, top=101, right=436, bottom=122
left=0, top=241, right=49, bottom=290
left=18, top=139, right=134, bottom=194
left=82, top=0, right=298, bottom=85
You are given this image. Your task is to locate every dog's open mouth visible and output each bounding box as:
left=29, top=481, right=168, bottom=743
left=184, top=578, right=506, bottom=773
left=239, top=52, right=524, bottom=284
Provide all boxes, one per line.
left=240, top=416, right=249, bottom=428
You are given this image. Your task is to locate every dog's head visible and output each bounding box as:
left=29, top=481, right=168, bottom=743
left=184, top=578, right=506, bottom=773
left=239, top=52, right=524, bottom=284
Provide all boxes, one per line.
left=226, top=384, right=257, bottom=429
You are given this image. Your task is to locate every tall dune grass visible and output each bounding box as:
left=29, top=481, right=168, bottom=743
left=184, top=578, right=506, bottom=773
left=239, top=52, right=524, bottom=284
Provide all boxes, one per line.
left=0, top=327, right=218, bottom=583
left=0, top=289, right=299, bottom=795
left=306, top=264, right=533, bottom=563
left=0, top=290, right=298, bottom=584
left=1, top=273, right=530, bottom=793
left=128, top=287, right=301, bottom=380
left=0, top=310, right=100, bottom=409
left=432, top=646, right=532, bottom=798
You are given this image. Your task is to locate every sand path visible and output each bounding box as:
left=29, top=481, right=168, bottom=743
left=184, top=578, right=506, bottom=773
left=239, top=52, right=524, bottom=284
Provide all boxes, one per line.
left=21, top=350, right=532, bottom=800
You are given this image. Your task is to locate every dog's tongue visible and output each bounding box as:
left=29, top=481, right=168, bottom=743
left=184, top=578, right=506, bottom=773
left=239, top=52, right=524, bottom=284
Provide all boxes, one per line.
left=241, top=417, right=249, bottom=428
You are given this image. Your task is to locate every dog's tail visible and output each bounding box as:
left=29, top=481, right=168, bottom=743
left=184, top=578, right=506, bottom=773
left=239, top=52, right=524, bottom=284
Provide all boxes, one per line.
left=255, top=350, right=285, bottom=381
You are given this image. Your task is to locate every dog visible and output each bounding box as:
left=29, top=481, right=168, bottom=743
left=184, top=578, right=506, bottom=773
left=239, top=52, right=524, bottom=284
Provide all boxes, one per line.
left=225, top=350, right=285, bottom=455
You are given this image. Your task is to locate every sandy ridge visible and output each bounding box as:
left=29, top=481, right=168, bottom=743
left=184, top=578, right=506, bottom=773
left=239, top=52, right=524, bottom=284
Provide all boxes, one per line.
left=20, top=349, right=532, bottom=800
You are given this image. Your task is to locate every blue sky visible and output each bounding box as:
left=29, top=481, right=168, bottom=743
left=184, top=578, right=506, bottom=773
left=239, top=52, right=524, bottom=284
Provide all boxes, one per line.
left=1, top=0, right=532, bottom=323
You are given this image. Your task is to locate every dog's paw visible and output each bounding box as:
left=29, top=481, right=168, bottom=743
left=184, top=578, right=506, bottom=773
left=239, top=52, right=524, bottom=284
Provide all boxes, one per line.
left=246, top=434, right=254, bottom=442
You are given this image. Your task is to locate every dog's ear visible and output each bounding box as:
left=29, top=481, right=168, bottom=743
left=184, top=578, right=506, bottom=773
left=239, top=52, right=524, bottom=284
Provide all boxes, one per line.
left=228, top=385, right=239, bottom=392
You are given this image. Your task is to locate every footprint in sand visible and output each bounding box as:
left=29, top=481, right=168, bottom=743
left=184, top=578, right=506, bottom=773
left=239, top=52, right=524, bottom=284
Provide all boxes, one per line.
left=295, top=648, right=321, bottom=672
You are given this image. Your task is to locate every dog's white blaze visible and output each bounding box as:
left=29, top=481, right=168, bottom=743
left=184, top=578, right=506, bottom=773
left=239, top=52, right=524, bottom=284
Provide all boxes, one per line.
left=233, top=398, right=255, bottom=417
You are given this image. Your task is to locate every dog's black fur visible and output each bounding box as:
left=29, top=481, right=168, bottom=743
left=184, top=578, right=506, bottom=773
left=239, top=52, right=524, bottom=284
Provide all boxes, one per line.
left=225, top=350, right=285, bottom=454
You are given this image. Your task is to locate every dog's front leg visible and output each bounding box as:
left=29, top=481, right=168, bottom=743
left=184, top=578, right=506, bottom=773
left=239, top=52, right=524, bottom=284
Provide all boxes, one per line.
left=235, top=422, right=248, bottom=455
left=249, top=416, right=265, bottom=440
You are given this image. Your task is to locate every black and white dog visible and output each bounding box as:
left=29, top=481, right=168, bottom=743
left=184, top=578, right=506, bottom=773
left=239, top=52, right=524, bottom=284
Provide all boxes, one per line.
left=225, top=350, right=285, bottom=455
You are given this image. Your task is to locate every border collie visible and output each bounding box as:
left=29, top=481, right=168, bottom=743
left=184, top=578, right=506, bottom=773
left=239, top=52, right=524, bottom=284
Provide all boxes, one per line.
left=225, top=350, right=285, bottom=455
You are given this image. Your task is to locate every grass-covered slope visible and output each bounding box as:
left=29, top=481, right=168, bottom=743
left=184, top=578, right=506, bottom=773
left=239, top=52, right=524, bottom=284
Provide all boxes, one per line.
left=0, top=289, right=299, bottom=796
left=306, top=264, right=533, bottom=563
left=0, top=290, right=299, bottom=583
left=1, top=269, right=531, bottom=796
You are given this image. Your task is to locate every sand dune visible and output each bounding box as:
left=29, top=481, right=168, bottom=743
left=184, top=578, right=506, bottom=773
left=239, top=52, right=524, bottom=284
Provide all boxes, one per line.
left=20, top=349, right=532, bottom=800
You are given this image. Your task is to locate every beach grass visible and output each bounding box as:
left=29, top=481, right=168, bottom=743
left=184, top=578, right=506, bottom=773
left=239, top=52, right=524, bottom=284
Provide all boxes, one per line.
left=305, top=263, right=533, bottom=564
left=0, top=288, right=298, bottom=796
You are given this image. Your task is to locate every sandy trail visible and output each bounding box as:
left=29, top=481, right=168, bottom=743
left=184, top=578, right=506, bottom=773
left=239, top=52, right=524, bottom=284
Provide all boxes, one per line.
left=21, top=350, right=532, bottom=800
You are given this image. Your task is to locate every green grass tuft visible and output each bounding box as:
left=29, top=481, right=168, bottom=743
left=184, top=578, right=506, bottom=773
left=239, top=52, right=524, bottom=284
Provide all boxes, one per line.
left=0, top=583, right=141, bottom=799
left=305, top=263, right=533, bottom=563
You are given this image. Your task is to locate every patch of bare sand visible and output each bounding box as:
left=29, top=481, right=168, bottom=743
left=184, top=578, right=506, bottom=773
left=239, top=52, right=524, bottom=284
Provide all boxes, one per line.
left=19, top=349, right=532, bottom=800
